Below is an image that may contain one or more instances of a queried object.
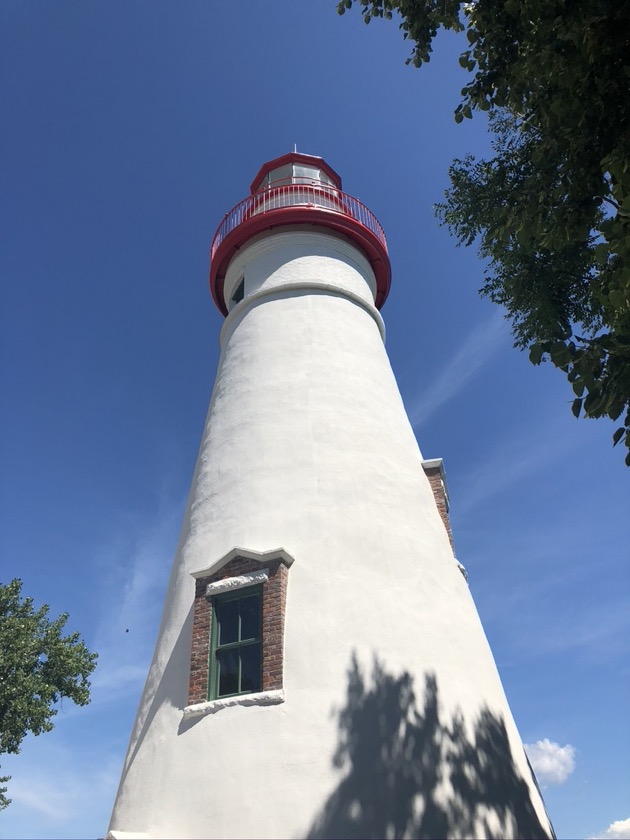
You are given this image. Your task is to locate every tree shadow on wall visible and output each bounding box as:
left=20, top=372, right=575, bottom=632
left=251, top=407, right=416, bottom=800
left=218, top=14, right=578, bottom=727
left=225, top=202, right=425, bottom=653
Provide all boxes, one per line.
left=307, top=655, right=554, bottom=840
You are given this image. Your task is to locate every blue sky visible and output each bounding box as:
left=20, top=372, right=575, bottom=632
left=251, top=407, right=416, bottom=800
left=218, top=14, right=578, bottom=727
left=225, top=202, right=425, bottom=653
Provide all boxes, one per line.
left=1, top=3, right=628, bottom=839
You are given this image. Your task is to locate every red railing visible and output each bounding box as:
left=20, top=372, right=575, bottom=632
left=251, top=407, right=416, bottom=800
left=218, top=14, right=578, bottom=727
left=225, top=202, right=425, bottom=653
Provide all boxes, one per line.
left=211, top=182, right=388, bottom=260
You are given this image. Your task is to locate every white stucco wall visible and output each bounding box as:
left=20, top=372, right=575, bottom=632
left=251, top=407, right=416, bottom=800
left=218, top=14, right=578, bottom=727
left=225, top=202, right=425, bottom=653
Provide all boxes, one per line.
left=223, top=231, right=378, bottom=310
left=108, top=230, right=553, bottom=839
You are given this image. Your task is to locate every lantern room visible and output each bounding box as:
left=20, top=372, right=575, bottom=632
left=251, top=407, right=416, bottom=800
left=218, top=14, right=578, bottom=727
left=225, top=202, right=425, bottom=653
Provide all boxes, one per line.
left=209, top=152, right=391, bottom=315
left=249, top=153, right=342, bottom=192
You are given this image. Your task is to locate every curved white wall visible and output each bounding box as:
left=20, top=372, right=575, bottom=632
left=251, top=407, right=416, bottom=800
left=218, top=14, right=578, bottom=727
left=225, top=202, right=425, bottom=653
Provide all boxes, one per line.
left=108, top=230, right=553, bottom=839
left=223, top=230, right=378, bottom=310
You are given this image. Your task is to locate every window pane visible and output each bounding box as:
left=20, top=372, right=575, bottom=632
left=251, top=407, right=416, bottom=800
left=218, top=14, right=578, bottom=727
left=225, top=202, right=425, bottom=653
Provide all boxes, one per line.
left=217, top=599, right=238, bottom=645
left=217, top=649, right=239, bottom=697
left=240, top=594, right=260, bottom=641
left=240, top=644, right=261, bottom=693
left=231, top=278, right=244, bottom=305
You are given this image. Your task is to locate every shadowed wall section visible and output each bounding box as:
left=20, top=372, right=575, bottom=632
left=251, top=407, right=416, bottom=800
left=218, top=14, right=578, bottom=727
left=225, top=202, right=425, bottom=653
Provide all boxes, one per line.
left=308, top=655, right=555, bottom=840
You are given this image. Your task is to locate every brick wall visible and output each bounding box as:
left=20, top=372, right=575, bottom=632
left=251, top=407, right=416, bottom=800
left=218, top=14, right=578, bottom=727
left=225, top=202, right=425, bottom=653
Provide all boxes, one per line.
left=423, top=462, right=455, bottom=552
left=188, top=556, right=289, bottom=705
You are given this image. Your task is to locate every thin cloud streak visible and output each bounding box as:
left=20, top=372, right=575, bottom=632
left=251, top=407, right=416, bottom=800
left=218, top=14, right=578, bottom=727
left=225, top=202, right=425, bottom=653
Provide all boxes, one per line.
left=407, top=310, right=509, bottom=427
left=90, top=495, right=184, bottom=704
left=9, top=758, right=119, bottom=823
left=525, top=596, right=630, bottom=661
left=0, top=492, right=183, bottom=838
left=2, top=739, right=121, bottom=838
left=452, top=410, right=579, bottom=520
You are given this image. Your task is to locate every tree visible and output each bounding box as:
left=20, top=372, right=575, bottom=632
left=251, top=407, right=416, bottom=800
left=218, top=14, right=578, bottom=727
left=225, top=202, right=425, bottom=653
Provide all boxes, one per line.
left=338, top=0, right=630, bottom=463
left=0, top=579, right=98, bottom=809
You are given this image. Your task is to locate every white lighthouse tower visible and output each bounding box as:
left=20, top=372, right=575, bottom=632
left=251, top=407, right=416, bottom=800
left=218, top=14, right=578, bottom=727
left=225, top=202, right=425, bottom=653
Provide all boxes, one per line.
left=107, top=153, right=554, bottom=840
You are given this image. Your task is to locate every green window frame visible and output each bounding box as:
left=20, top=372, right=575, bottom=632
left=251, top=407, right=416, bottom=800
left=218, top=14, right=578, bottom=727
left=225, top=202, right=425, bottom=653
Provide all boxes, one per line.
left=209, top=585, right=262, bottom=700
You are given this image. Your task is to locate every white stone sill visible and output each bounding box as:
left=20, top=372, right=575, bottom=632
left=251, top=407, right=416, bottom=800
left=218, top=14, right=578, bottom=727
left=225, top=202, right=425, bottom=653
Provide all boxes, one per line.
left=182, top=689, right=285, bottom=720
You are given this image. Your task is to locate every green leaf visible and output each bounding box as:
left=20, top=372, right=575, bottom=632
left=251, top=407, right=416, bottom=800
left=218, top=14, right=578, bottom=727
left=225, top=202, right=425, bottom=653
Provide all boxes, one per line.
left=549, top=342, right=571, bottom=368
left=572, top=378, right=585, bottom=397
left=608, top=289, right=628, bottom=309
left=572, top=398, right=583, bottom=418
left=584, top=391, right=606, bottom=416
left=613, top=427, right=625, bottom=446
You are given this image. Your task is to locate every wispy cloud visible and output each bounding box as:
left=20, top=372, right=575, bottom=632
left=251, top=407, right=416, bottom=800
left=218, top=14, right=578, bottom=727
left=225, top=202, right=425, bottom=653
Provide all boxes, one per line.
left=468, top=519, right=630, bottom=664
left=524, top=739, right=576, bottom=785
left=90, top=494, right=185, bottom=704
left=527, top=596, right=630, bottom=661
left=452, top=409, right=578, bottom=519
left=407, top=310, right=508, bottom=427
left=1, top=488, right=187, bottom=839
left=1, top=738, right=121, bottom=839
left=590, top=818, right=630, bottom=840
left=8, top=753, right=119, bottom=823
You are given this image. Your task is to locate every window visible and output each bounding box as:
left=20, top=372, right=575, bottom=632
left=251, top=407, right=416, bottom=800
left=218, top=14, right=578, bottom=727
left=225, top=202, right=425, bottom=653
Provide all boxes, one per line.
left=231, top=277, right=245, bottom=306
left=187, top=547, right=294, bottom=713
left=210, top=586, right=262, bottom=699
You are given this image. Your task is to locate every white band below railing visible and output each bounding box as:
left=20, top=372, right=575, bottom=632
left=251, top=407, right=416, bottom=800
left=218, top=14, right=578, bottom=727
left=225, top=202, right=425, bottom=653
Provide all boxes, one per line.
left=220, top=281, right=386, bottom=348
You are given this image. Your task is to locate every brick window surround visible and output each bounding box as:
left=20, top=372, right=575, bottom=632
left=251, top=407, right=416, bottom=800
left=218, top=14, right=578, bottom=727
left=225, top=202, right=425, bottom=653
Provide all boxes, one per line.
left=188, top=548, right=293, bottom=707
left=422, top=458, right=454, bottom=551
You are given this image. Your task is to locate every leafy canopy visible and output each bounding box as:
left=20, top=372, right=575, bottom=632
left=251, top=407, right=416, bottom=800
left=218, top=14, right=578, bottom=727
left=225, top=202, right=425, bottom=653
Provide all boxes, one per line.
left=0, top=579, right=98, bottom=809
left=338, top=0, right=630, bottom=462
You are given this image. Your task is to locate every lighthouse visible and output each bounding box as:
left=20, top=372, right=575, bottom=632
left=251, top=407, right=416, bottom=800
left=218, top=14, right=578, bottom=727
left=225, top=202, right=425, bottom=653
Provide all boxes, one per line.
left=107, top=153, right=554, bottom=839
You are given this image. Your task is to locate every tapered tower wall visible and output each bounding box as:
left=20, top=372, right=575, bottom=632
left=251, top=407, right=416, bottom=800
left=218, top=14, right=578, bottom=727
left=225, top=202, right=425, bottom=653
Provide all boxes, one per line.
left=108, top=173, right=554, bottom=840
